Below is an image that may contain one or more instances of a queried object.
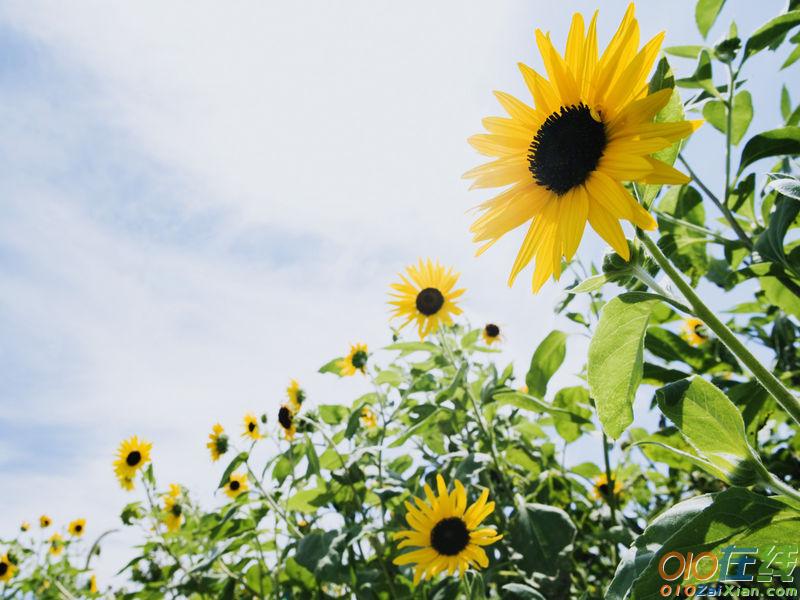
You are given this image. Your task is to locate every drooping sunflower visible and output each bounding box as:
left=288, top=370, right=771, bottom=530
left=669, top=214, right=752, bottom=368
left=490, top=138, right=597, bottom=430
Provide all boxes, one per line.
left=49, top=532, right=64, bottom=556
left=278, top=405, right=297, bottom=441
left=592, top=473, right=623, bottom=501
left=394, top=474, right=503, bottom=584
left=337, top=343, right=369, bottom=376
left=286, top=379, right=306, bottom=413
left=113, top=436, right=152, bottom=486
left=68, top=519, right=86, bottom=537
left=20, top=521, right=30, bottom=532
left=224, top=473, right=249, bottom=499
left=162, top=484, right=183, bottom=532
left=681, top=317, right=709, bottom=347
left=242, top=413, right=263, bottom=441
left=465, top=4, right=701, bottom=292
left=207, top=423, right=229, bottom=462
left=0, top=554, right=15, bottom=583
left=482, top=323, right=502, bottom=345
left=39, top=515, right=51, bottom=528
left=389, top=259, right=465, bottom=339
left=361, top=407, right=378, bottom=429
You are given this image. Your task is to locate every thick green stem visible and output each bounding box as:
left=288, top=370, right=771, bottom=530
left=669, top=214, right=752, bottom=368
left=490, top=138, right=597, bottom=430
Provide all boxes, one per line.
left=639, top=231, right=800, bottom=426
left=767, top=473, right=800, bottom=505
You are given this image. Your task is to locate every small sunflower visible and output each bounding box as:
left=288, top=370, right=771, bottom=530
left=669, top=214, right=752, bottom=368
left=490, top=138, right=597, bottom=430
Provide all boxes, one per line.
left=361, top=407, right=378, bottom=429
left=207, top=423, right=229, bottom=461
left=88, top=574, right=98, bottom=594
left=592, top=473, right=623, bottom=501
left=465, top=5, right=701, bottom=292
left=162, top=484, right=184, bottom=532
left=113, top=436, right=152, bottom=485
left=20, top=521, right=30, bottom=532
left=49, top=532, right=64, bottom=556
left=224, top=472, right=249, bottom=499
left=482, top=323, right=502, bottom=345
left=278, top=405, right=297, bottom=441
left=242, top=413, right=263, bottom=441
left=681, top=317, right=709, bottom=347
left=389, top=259, right=465, bottom=339
left=39, top=515, right=51, bottom=528
left=286, top=379, right=306, bottom=412
left=0, top=553, right=15, bottom=583
left=68, top=519, right=86, bottom=537
left=394, top=474, right=502, bottom=584
left=337, top=343, right=369, bottom=376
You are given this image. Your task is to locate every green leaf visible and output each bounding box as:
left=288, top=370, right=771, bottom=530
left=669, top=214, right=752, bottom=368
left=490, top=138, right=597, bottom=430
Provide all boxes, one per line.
left=304, top=438, right=320, bottom=477
left=508, top=498, right=576, bottom=577
left=761, top=276, right=800, bottom=318
left=588, top=293, right=661, bottom=439
left=295, top=530, right=349, bottom=582
left=383, top=341, right=440, bottom=356
left=781, top=85, right=792, bottom=121
left=754, top=196, right=800, bottom=264
left=318, top=404, right=349, bottom=425
left=743, top=10, right=800, bottom=60
left=664, top=45, right=704, bottom=58
left=676, top=50, right=718, bottom=98
left=501, top=584, right=546, bottom=600
left=702, top=91, right=752, bottom=145
left=551, top=386, right=594, bottom=443
left=286, top=487, right=330, bottom=512
left=493, top=391, right=592, bottom=424
left=695, top=0, right=726, bottom=37
left=570, top=273, right=608, bottom=293
left=525, top=330, right=567, bottom=399
left=655, top=376, right=766, bottom=485
left=656, top=186, right=709, bottom=285
left=272, top=454, right=293, bottom=485
left=218, top=452, right=248, bottom=489
left=318, top=357, right=342, bottom=376
left=766, top=174, right=800, bottom=201
left=738, top=126, right=800, bottom=173
left=373, top=368, right=403, bottom=387
left=782, top=42, right=800, bottom=68
left=389, top=407, right=442, bottom=448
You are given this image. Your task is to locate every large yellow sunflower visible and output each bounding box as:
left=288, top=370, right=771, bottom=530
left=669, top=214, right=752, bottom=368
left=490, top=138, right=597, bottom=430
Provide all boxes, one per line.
left=242, top=413, right=263, bottom=441
left=113, top=436, right=152, bottom=485
left=681, top=317, right=709, bottom=347
left=0, top=554, right=15, bottom=583
left=465, top=4, right=701, bottom=292
left=286, top=379, right=306, bottom=413
left=68, top=518, right=86, bottom=537
left=389, top=259, right=465, bottom=339
left=394, top=474, right=502, bottom=585
left=337, top=343, right=369, bottom=376
left=162, top=483, right=184, bottom=532
left=224, top=473, right=249, bottom=499
left=278, top=404, right=297, bottom=441
left=207, top=423, right=229, bottom=462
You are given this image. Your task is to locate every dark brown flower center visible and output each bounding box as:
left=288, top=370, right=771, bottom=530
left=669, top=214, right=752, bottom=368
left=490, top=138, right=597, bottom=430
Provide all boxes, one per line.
left=416, top=287, right=445, bottom=316
left=278, top=406, right=293, bottom=429
left=248, top=421, right=256, bottom=432
left=229, top=480, right=240, bottom=491
left=0, top=562, right=8, bottom=576
left=485, top=324, right=500, bottom=338
left=171, top=504, right=183, bottom=517
left=75, top=525, right=82, bottom=533
left=352, top=350, right=368, bottom=369
left=126, top=451, right=142, bottom=467
left=430, top=517, right=470, bottom=556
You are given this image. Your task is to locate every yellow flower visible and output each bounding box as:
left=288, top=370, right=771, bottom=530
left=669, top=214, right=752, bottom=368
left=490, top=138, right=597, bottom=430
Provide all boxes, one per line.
left=39, top=515, right=51, bottom=528
left=465, top=4, right=701, bottom=292
left=162, top=484, right=184, bottom=532
left=113, top=436, right=152, bottom=487
left=519, top=384, right=528, bottom=394
left=361, top=407, right=378, bottom=429
left=224, top=473, right=249, bottom=499
left=394, top=474, right=502, bottom=585
left=242, top=413, right=263, bottom=441
left=592, top=473, right=623, bottom=501
left=278, top=405, right=297, bottom=441
left=207, top=423, right=229, bottom=461
left=68, top=519, right=86, bottom=537
left=286, top=379, right=306, bottom=412
left=88, top=574, right=98, bottom=594
left=0, top=554, right=15, bottom=583
left=49, top=532, right=64, bottom=556
left=482, top=323, right=502, bottom=345
left=389, top=259, right=465, bottom=339
left=20, top=521, right=30, bottom=532
left=337, top=343, right=369, bottom=376
left=682, top=317, right=709, bottom=347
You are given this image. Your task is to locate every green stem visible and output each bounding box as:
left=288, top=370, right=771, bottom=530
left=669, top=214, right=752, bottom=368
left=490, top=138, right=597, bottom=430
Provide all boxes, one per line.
left=601, top=433, right=619, bottom=566
left=767, top=473, right=800, bottom=505
left=639, top=231, right=800, bottom=426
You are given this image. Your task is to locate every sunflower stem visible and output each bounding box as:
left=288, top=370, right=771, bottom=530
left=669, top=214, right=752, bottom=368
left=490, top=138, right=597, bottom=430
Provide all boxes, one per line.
left=767, top=473, right=800, bottom=506
left=638, top=230, right=800, bottom=426
left=601, top=433, right=619, bottom=566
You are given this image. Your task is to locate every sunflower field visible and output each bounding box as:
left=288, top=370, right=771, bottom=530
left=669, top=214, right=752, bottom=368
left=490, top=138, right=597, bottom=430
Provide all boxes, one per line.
left=4, top=1, right=800, bottom=599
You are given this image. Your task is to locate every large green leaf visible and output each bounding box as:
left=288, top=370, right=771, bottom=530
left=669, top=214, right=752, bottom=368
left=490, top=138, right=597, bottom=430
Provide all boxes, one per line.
left=738, top=126, right=800, bottom=173
left=754, top=196, right=800, bottom=264
left=695, top=0, right=726, bottom=37
left=508, top=498, right=576, bottom=577
left=525, top=330, right=567, bottom=399
left=743, top=10, right=800, bottom=59
left=702, top=90, right=752, bottom=145
left=656, top=186, right=709, bottom=286
left=588, top=293, right=661, bottom=439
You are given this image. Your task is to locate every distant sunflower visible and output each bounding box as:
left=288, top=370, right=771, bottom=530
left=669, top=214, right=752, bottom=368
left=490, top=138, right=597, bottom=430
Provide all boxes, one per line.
left=389, top=259, right=465, bottom=339
left=361, top=407, right=378, bottom=429
left=465, top=5, right=701, bottom=292
left=68, top=519, right=86, bottom=537
left=39, top=515, right=51, bottom=529
left=338, top=343, right=369, bottom=376
left=162, top=484, right=183, bottom=532
left=242, top=413, right=263, bottom=441
left=682, top=317, right=709, bottom=347
left=207, top=423, right=229, bottom=462
left=278, top=405, right=297, bottom=441
left=224, top=473, right=249, bottom=499
left=20, top=521, right=30, bottom=532
left=0, top=553, right=15, bottom=583
left=592, top=473, right=623, bottom=501
left=49, top=532, right=64, bottom=557
left=88, top=574, right=98, bottom=594
left=113, top=436, right=152, bottom=486
left=287, top=379, right=306, bottom=412
left=394, top=474, right=502, bottom=584
left=482, top=323, right=502, bottom=345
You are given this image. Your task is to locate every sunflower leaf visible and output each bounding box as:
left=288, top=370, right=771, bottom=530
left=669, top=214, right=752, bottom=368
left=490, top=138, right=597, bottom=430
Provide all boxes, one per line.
left=738, top=126, right=800, bottom=173
left=318, top=357, right=343, bottom=376
left=509, top=497, right=576, bottom=577
left=743, top=10, right=800, bottom=60
left=524, top=330, right=566, bottom=399
left=695, top=0, right=726, bottom=38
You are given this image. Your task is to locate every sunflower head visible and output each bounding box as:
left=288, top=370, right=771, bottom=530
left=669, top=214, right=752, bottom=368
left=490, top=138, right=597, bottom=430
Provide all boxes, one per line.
left=338, top=343, right=369, bottom=376
left=225, top=472, right=249, bottom=499
left=592, top=473, right=623, bottom=501
left=465, top=5, right=701, bottom=292
left=389, top=259, right=466, bottom=339
left=360, top=407, right=378, bottom=429
left=39, top=515, right=51, bottom=528
left=113, top=435, right=152, bottom=485
left=278, top=405, right=297, bottom=441
left=682, top=317, right=709, bottom=347
left=0, top=554, right=15, bottom=583
left=20, top=521, right=30, bottom=532
left=89, top=574, right=98, bottom=594
left=49, top=532, right=64, bottom=556
left=482, top=323, right=502, bottom=345
left=207, top=423, right=229, bottom=462
left=68, top=519, right=86, bottom=537
left=162, top=486, right=184, bottom=532
left=287, top=379, right=306, bottom=412
left=242, top=412, right=263, bottom=441
left=393, top=474, right=502, bottom=585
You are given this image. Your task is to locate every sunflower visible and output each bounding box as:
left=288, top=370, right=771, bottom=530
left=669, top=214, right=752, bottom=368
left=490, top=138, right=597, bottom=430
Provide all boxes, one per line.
left=207, top=423, right=229, bottom=461
left=113, top=436, right=152, bottom=486
left=337, top=343, right=369, bottom=376
left=39, top=515, right=51, bottom=528
left=49, top=532, right=64, bottom=556
left=20, top=521, right=30, bottom=532
left=394, top=474, right=503, bottom=584
left=162, top=484, right=183, bottom=532
left=224, top=473, right=249, bottom=499
left=0, top=554, right=15, bottom=583
left=482, top=323, right=502, bottom=345
left=681, top=317, right=709, bottom=347
left=88, top=574, right=98, bottom=594
left=286, top=379, right=306, bottom=412
left=465, top=5, right=701, bottom=292
left=278, top=405, right=297, bottom=441
left=242, top=413, right=263, bottom=441
left=68, top=519, right=86, bottom=537
left=592, top=473, right=623, bottom=501
left=361, top=407, right=378, bottom=429
left=389, top=259, right=466, bottom=339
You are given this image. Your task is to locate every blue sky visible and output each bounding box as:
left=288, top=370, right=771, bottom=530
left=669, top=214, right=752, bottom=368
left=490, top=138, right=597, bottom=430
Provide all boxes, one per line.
left=0, top=0, right=796, bottom=583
